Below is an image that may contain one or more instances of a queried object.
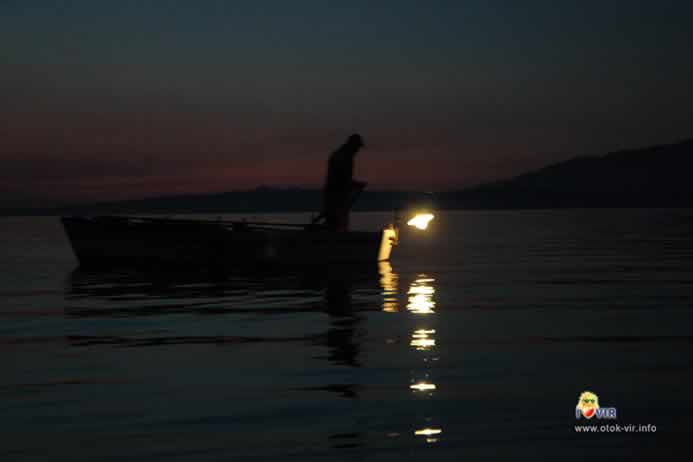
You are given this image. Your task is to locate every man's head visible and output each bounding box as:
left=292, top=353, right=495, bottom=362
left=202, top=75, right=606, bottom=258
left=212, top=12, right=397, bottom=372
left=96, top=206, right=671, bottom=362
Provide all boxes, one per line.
left=347, top=133, right=365, bottom=149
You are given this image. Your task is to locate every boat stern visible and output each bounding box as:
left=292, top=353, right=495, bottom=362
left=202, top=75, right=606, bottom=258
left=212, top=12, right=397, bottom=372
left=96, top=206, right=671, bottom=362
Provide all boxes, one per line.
left=378, top=225, right=398, bottom=261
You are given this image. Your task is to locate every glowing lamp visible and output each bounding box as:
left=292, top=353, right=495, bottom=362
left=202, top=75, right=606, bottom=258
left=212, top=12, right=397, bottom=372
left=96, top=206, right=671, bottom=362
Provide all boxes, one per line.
left=407, top=213, right=434, bottom=230
left=399, top=192, right=436, bottom=231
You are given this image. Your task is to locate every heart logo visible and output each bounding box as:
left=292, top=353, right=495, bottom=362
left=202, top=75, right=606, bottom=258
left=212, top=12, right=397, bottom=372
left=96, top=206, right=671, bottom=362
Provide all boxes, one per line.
left=582, top=408, right=596, bottom=419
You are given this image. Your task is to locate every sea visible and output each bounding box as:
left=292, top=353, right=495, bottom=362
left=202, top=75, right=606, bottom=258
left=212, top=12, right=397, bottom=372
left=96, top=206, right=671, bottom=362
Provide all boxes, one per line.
left=1, top=209, right=691, bottom=461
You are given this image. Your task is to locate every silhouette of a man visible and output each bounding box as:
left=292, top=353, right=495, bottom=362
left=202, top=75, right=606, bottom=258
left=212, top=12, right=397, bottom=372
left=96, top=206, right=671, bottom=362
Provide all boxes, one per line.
left=320, top=134, right=366, bottom=231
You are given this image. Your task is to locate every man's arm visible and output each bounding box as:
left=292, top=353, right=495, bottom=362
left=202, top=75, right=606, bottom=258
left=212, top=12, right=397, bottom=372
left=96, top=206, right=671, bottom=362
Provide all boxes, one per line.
left=347, top=180, right=367, bottom=208
left=311, top=181, right=366, bottom=225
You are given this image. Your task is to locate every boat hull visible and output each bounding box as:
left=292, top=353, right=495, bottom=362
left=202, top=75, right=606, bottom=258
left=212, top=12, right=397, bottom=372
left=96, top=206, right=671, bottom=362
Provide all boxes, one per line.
left=61, top=216, right=396, bottom=268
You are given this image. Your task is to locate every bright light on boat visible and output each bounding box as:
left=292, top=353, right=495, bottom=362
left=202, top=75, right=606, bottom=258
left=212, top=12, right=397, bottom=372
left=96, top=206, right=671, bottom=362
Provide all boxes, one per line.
left=407, top=213, right=434, bottom=230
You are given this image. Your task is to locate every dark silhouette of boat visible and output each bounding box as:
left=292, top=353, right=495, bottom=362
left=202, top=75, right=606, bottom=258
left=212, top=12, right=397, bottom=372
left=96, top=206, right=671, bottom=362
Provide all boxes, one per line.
left=61, top=215, right=398, bottom=268
left=60, top=134, right=405, bottom=268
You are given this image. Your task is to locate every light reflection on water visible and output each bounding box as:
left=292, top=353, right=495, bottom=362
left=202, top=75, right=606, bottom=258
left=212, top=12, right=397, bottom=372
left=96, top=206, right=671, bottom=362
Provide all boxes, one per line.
left=415, top=427, right=443, bottom=445
left=378, top=261, right=399, bottom=313
left=411, top=329, right=436, bottom=350
left=380, top=264, right=442, bottom=444
left=409, top=382, right=436, bottom=391
left=407, top=276, right=436, bottom=314
left=61, top=262, right=446, bottom=448
left=6, top=210, right=691, bottom=458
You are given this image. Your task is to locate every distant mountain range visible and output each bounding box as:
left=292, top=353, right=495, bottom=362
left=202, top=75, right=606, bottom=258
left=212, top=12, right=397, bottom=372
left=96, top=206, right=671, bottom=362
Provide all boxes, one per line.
left=3, top=188, right=420, bottom=217
left=3, top=139, right=692, bottom=216
left=438, top=138, right=693, bottom=209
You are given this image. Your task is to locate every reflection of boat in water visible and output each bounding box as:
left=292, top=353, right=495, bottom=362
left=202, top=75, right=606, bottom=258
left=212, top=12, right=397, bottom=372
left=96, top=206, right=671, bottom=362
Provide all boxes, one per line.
left=65, top=261, right=443, bottom=441
left=66, top=264, right=382, bottom=313
left=61, top=216, right=398, bottom=268
left=65, top=264, right=384, bottom=370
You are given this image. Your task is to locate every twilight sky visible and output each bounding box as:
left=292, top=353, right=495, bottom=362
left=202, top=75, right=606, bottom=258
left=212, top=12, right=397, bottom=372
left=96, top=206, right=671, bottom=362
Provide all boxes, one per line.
left=2, top=0, right=692, bottom=207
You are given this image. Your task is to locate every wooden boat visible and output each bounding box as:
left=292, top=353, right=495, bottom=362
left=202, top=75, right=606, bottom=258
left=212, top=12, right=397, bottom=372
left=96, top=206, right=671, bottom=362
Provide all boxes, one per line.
left=61, top=215, right=398, bottom=268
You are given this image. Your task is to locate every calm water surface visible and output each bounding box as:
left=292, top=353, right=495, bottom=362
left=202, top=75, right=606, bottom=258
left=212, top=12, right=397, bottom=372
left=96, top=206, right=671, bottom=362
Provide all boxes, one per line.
left=1, top=210, right=692, bottom=460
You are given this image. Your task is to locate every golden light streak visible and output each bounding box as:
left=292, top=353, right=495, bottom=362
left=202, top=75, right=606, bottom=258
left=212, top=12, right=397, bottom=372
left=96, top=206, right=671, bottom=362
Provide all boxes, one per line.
left=414, top=428, right=442, bottom=436
left=407, top=213, right=434, bottom=230
left=379, top=261, right=400, bottom=312
left=410, top=338, right=436, bottom=349
left=412, top=329, right=435, bottom=337
left=410, top=329, right=436, bottom=350
left=407, top=277, right=436, bottom=314
left=410, top=382, right=437, bottom=391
